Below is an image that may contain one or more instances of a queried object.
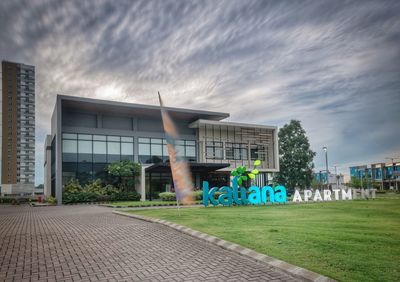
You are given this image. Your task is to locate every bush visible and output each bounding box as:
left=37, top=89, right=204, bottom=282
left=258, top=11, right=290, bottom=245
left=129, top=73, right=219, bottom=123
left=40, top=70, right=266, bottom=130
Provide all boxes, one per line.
left=0, top=197, right=15, bottom=204
left=192, top=191, right=203, bottom=200
left=159, top=192, right=176, bottom=201
left=62, top=177, right=142, bottom=204
left=47, top=196, right=57, bottom=205
left=64, top=179, right=82, bottom=194
left=84, top=179, right=106, bottom=195
left=110, top=191, right=141, bottom=201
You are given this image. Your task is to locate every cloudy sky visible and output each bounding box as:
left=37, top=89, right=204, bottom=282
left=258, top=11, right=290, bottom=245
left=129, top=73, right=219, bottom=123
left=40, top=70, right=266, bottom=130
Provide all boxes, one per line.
left=1, top=0, right=399, bottom=184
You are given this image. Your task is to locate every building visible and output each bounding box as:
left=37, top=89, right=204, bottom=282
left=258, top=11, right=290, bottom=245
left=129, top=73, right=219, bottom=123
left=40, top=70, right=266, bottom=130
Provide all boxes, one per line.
left=44, top=95, right=279, bottom=203
left=350, top=162, right=399, bottom=190
left=1, top=61, right=35, bottom=195
left=314, top=171, right=344, bottom=189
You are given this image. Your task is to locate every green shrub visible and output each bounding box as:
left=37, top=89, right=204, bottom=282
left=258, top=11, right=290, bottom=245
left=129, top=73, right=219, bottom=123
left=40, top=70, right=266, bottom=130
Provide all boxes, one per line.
left=159, top=192, right=176, bottom=201
left=84, top=179, right=106, bottom=195
left=104, top=184, right=119, bottom=195
left=0, top=197, right=14, bottom=204
left=192, top=191, right=203, bottom=200
left=47, top=196, right=57, bottom=205
left=64, top=179, right=82, bottom=194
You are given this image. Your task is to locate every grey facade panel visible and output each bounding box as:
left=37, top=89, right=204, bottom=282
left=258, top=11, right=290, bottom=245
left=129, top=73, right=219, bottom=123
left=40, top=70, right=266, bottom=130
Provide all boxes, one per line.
left=102, top=115, right=133, bottom=130
left=62, top=111, right=97, bottom=128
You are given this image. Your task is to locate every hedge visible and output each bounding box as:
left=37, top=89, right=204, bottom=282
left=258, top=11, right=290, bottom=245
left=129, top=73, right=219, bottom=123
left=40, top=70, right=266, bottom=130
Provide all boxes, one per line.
left=63, top=191, right=140, bottom=204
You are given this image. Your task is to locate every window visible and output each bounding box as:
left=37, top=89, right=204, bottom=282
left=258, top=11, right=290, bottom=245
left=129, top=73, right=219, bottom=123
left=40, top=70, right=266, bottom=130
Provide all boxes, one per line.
left=93, top=135, right=107, bottom=141
left=93, top=141, right=107, bottom=162
left=107, top=142, right=120, bottom=162
left=121, top=142, right=134, bottom=161
left=78, top=134, right=92, bottom=140
left=62, top=139, right=77, bottom=162
left=78, top=140, right=92, bottom=162
left=206, top=141, right=223, bottom=159
left=226, top=143, right=248, bottom=160
left=138, top=142, right=150, bottom=163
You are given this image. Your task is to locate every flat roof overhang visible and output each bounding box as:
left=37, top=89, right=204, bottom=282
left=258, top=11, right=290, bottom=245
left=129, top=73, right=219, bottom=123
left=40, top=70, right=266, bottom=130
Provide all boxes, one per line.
left=189, top=119, right=277, bottom=130
left=145, top=162, right=230, bottom=173
left=58, top=95, right=229, bottom=122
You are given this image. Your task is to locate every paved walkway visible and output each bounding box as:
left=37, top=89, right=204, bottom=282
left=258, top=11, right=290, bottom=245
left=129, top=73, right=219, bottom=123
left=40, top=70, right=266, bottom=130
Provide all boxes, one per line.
left=0, top=205, right=298, bottom=282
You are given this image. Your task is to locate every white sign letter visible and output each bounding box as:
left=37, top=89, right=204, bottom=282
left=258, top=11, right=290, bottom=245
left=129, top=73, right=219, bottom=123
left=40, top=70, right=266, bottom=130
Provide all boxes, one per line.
left=341, top=189, right=352, bottom=200
left=313, top=189, right=323, bottom=201
left=304, top=190, right=312, bottom=202
left=292, top=190, right=303, bottom=202
left=323, top=190, right=332, bottom=201
left=332, top=189, right=340, bottom=200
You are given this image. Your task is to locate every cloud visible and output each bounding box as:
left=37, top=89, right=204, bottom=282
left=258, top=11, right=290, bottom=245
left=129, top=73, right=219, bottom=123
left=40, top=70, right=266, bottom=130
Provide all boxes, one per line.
left=0, top=0, right=399, bottom=183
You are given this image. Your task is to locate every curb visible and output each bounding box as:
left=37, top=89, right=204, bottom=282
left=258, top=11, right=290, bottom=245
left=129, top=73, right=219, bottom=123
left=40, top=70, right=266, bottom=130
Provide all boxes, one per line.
left=101, top=202, right=202, bottom=208
left=113, top=211, right=335, bottom=282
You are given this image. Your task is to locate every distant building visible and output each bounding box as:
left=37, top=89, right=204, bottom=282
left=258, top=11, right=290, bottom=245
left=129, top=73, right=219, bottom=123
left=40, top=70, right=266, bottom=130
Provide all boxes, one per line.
left=349, top=162, right=399, bottom=190
left=314, top=171, right=344, bottom=189
left=1, top=61, right=35, bottom=195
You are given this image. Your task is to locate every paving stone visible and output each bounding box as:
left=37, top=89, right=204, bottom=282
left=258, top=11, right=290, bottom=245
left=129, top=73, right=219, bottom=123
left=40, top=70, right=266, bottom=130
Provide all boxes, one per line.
left=0, top=205, right=298, bottom=281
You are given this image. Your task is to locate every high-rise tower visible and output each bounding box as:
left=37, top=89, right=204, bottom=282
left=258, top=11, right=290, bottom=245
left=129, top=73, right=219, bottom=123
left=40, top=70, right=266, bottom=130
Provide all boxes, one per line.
left=1, top=61, right=35, bottom=195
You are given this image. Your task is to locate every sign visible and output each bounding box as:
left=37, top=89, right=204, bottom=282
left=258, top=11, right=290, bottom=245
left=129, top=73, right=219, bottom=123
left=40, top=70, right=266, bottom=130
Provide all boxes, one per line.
left=203, top=178, right=377, bottom=206
left=202, top=177, right=286, bottom=206
left=292, top=188, right=376, bottom=202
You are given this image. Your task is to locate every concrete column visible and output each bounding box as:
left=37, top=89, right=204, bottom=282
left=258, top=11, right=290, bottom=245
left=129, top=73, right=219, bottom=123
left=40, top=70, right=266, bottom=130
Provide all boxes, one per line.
left=140, top=166, right=146, bottom=201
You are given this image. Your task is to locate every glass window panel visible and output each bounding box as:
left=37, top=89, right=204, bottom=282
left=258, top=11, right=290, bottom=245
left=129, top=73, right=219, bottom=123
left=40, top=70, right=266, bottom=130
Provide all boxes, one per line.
left=121, top=155, right=134, bottom=161
left=121, top=136, right=134, bottom=142
left=78, top=140, right=92, bottom=153
left=206, top=147, right=214, bottom=158
left=121, top=142, right=133, bottom=155
left=163, top=144, right=169, bottom=156
left=151, top=144, right=162, bottom=156
left=139, top=155, right=151, bottom=163
left=186, top=146, right=196, bottom=157
left=107, top=142, right=120, bottom=155
left=77, top=163, right=92, bottom=185
left=234, top=148, right=241, bottom=160
left=242, top=148, right=248, bottom=160
left=93, top=141, right=106, bottom=154
left=93, top=135, right=106, bottom=141
left=176, top=140, right=185, bottom=145
left=139, top=143, right=150, bottom=155
left=78, top=140, right=92, bottom=162
left=151, top=138, right=162, bottom=144
left=215, top=148, right=223, bottom=159
left=176, top=145, right=185, bottom=157
left=78, top=134, right=92, bottom=140
left=186, top=140, right=195, bottom=146
left=93, top=141, right=106, bottom=163
left=62, top=133, right=77, bottom=139
left=162, top=139, right=167, bottom=144
left=107, top=136, right=120, bottom=142
left=138, top=138, right=150, bottom=143
left=93, top=163, right=107, bottom=179
left=62, top=140, right=77, bottom=153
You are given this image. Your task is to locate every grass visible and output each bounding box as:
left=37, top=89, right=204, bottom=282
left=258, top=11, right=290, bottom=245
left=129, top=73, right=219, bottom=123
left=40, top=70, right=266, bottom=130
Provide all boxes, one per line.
left=126, top=196, right=400, bottom=282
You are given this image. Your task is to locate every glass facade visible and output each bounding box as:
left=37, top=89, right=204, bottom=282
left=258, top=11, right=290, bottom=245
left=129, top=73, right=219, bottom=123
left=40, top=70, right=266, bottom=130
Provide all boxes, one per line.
left=375, top=168, right=382, bottom=179
left=138, top=138, right=196, bottom=163
left=61, top=133, right=134, bottom=186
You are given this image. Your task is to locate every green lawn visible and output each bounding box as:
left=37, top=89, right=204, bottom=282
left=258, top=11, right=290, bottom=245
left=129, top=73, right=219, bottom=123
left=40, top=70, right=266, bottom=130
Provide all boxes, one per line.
left=126, top=197, right=400, bottom=282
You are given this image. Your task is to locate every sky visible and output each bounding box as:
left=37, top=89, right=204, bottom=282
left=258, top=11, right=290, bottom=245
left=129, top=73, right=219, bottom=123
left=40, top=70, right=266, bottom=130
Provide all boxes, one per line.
left=0, top=0, right=399, bottom=185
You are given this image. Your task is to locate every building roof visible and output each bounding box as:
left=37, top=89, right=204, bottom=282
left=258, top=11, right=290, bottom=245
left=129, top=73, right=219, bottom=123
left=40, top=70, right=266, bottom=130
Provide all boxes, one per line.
left=57, top=95, right=229, bottom=122
left=189, top=119, right=277, bottom=130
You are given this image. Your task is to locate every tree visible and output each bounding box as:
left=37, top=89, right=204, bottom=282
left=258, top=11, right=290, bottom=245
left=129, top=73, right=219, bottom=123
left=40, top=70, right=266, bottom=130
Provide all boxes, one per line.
left=274, top=120, right=316, bottom=190
left=106, top=160, right=141, bottom=192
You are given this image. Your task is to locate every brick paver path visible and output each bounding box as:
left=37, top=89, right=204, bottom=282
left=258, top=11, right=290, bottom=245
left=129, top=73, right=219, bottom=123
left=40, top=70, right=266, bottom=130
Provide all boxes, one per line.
left=0, top=205, right=297, bottom=282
